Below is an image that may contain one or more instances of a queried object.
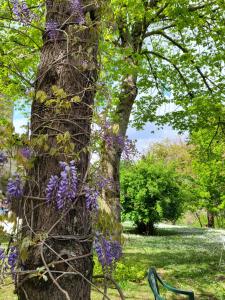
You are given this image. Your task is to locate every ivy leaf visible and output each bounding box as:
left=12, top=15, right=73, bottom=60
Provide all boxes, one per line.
left=20, top=237, right=35, bottom=263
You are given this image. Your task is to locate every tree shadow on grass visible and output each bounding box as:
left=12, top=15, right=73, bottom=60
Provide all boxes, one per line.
left=155, top=227, right=208, bottom=237
left=124, top=224, right=209, bottom=237
left=124, top=248, right=223, bottom=298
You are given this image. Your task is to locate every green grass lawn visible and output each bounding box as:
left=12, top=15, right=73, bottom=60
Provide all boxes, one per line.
left=1, top=224, right=225, bottom=299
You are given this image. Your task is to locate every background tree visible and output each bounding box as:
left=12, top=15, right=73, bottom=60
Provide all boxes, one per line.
left=120, top=153, right=187, bottom=234
left=189, top=128, right=225, bottom=228
left=148, top=138, right=225, bottom=228
left=97, top=0, right=225, bottom=232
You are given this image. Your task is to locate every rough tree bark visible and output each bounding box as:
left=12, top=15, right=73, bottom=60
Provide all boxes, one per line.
left=100, top=14, right=147, bottom=234
left=16, top=1, right=100, bottom=299
left=100, top=73, right=137, bottom=230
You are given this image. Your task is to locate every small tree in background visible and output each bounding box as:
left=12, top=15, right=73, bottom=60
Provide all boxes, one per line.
left=189, top=128, right=225, bottom=228
left=120, top=154, right=186, bottom=234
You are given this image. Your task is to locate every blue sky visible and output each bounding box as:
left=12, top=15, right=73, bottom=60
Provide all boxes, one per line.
left=127, top=123, right=186, bottom=153
left=14, top=108, right=30, bottom=134
left=14, top=108, right=186, bottom=154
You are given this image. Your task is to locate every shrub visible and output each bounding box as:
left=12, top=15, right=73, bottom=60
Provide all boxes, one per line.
left=120, top=156, right=186, bottom=234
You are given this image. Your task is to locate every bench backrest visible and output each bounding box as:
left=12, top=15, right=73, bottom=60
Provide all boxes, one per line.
left=148, top=268, right=195, bottom=300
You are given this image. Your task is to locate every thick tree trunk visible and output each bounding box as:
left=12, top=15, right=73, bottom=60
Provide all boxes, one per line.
left=16, top=1, right=100, bottom=299
left=207, top=210, right=215, bottom=228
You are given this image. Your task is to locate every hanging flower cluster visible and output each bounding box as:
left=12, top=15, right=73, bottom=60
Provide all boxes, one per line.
left=121, top=137, right=137, bottom=160
left=0, top=246, right=18, bottom=280
left=8, top=246, right=18, bottom=279
left=7, top=174, right=23, bottom=201
left=96, top=175, right=114, bottom=190
left=101, top=122, right=137, bottom=160
left=20, top=147, right=32, bottom=159
left=70, top=0, right=85, bottom=24
left=0, top=151, right=8, bottom=165
left=94, top=235, right=122, bottom=267
left=84, top=186, right=99, bottom=211
left=10, top=0, right=36, bottom=24
left=46, top=161, right=78, bottom=209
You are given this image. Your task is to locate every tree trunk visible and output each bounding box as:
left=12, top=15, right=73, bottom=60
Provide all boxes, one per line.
left=207, top=210, right=215, bottom=228
left=100, top=74, right=137, bottom=238
left=16, top=1, right=100, bottom=299
left=195, top=212, right=203, bottom=228
left=99, top=6, right=149, bottom=236
left=136, top=221, right=155, bottom=235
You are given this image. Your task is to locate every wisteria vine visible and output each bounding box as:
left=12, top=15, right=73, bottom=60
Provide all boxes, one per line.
left=101, top=121, right=137, bottom=160
left=7, top=174, right=23, bottom=202
left=0, top=246, right=18, bottom=281
left=10, top=0, right=36, bottom=24
left=46, top=160, right=78, bottom=209
left=0, top=151, right=8, bottom=165
left=94, top=234, right=122, bottom=267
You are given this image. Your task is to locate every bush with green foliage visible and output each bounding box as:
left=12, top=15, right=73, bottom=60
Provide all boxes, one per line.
left=120, top=155, right=186, bottom=234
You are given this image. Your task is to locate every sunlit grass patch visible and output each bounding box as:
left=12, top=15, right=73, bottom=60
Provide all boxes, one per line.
left=1, top=224, right=224, bottom=299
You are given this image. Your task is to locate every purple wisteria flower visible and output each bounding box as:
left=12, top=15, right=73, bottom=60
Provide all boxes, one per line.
left=94, top=235, right=122, bottom=267
left=8, top=246, right=18, bottom=279
left=20, top=147, right=32, bottom=159
left=0, top=247, right=7, bottom=274
left=103, top=133, right=136, bottom=160
left=110, top=240, right=122, bottom=261
left=45, top=161, right=78, bottom=209
left=46, top=20, right=59, bottom=40
left=70, top=0, right=85, bottom=24
left=7, top=174, right=23, bottom=201
left=121, top=137, right=137, bottom=160
left=0, top=247, right=5, bottom=261
left=100, top=121, right=137, bottom=160
left=0, top=151, right=8, bottom=165
left=69, top=161, right=78, bottom=199
left=56, top=165, right=69, bottom=209
left=84, top=185, right=99, bottom=211
left=11, top=0, right=35, bottom=24
left=0, top=246, right=18, bottom=280
left=46, top=175, right=59, bottom=205
left=96, top=175, right=113, bottom=190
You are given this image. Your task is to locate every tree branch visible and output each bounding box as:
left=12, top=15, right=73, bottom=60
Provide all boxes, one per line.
left=144, top=53, right=163, bottom=97
left=143, top=50, right=194, bottom=98
left=145, top=31, right=213, bottom=92
left=195, top=67, right=213, bottom=93
left=144, top=24, right=175, bottom=38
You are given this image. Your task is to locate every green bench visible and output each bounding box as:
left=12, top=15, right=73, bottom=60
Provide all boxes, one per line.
left=148, top=268, right=195, bottom=300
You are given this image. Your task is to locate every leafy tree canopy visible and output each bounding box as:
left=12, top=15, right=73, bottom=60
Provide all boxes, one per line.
left=97, top=0, right=225, bottom=133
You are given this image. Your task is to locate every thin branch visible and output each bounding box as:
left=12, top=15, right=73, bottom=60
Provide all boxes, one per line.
left=93, top=275, right=125, bottom=300
left=0, top=24, right=42, bottom=49
left=40, top=243, right=71, bottom=300
left=144, top=24, right=175, bottom=38
left=146, top=31, right=213, bottom=92
left=144, top=53, right=163, bottom=97
left=195, top=66, right=212, bottom=93
left=143, top=50, right=193, bottom=98
left=157, top=31, right=188, bottom=52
